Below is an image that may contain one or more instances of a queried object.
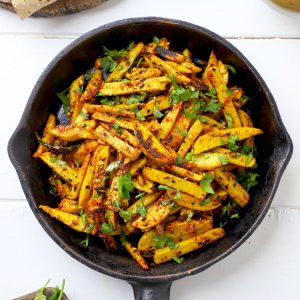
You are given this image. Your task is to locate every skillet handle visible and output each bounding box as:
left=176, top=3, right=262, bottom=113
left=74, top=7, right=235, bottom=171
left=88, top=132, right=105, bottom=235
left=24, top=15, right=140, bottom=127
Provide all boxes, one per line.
left=129, top=281, right=172, bottom=300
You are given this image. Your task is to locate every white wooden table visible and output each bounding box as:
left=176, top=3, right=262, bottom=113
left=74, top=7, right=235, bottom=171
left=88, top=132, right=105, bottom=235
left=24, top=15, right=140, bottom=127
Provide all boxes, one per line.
left=1, top=1, right=300, bottom=299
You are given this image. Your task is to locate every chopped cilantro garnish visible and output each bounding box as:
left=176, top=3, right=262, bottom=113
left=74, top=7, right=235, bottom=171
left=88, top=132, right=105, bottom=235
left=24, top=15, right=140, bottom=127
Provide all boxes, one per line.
left=101, top=222, right=114, bottom=234
left=176, top=126, right=188, bottom=136
left=153, top=36, right=160, bottom=43
left=225, top=64, right=237, bottom=75
left=119, top=173, right=134, bottom=200
left=172, top=255, right=184, bottom=264
left=136, top=111, right=146, bottom=121
left=203, top=99, right=222, bottom=113
left=56, top=87, right=69, bottom=114
left=236, top=171, right=259, bottom=189
left=119, top=210, right=132, bottom=222
left=227, top=134, right=239, bottom=151
left=136, top=204, right=147, bottom=217
left=185, top=152, right=193, bottom=162
left=79, top=111, right=89, bottom=120
left=112, top=123, right=124, bottom=134
left=200, top=173, right=214, bottom=194
left=152, top=234, right=177, bottom=249
left=153, top=100, right=164, bottom=118
left=176, top=156, right=184, bottom=165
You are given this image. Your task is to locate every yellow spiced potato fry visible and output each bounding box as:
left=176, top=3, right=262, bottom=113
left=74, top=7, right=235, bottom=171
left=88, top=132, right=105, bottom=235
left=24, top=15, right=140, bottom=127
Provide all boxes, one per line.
left=138, top=219, right=213, bottom=252
left=99, top=76, right=171, bottom=96
left=96, top=124, right=141, bottom=160
left=193, top=127, right=263, bottom=154
left=154, top=228, right=225, bottom=264
left=214, top=168, right=249, bottom=207
left=33, top=114, right=56, bottom=158
left=106, top=42, right=144, bottom=82
left=36, top=39, right=262, bottom=269
left=143, top=167, right=206, bottom=200
left=80, top=69, right=102, bottom=102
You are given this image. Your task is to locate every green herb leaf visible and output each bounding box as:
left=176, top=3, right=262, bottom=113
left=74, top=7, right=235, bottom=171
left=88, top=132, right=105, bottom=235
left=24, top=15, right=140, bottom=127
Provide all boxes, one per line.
left=227, top=134, right=239, bottom=151
left=101, top=222, right=114, bottom=234
left=48, top=286, right=60, bottom=300
left=105, top=160, right=121, bottom=173
left=183, top=101, right=201, bottom=120
left=236, top=171, right=259, bottom=189
left=153, top=100, right=164, bottom=118
left=169, top=202, right=178, bottom=210
left=85, top=68, right=94, bottom=81
left=112, top=123, right=124, bottom=134
left=136, top=192, right=145, bottom=199
left=225, top=113, right=234, bottom=128
left=230, top=212, right=240, bottom=219
left=200, top=173, right=214, bottom=194
left=225, top=64, right=237, bottom=75
left=185, top=152, right=193, bottom=162
left=161, top=198, right=171, bottom=206
left=126, top=93, right=146, bottom=105
left=79, top=209, right=87, bottom=225
left=56, top=88, right=69, bottom=114
left=119, top=173, right=134, bottom=200
left=152, top=234, right=177, bottom=249
left=99, top=96, right=121, bottom=106
left=186, top=211, right=193, bottom=223
left=199, top=116, right=208, bottom=123
left=169, top=75, right=199, bottom=104
left=80, top=235, right=90, bottom=247
left=119, top=210, right=132, bottom=221
left=176, top=126, right=188, bottom=136
left=136, top=111, right=146, bottom=121
left=158, top=185, right=173, bottom=191
left=172, top=255, right=184, bottom=264
left=136, top=204, right=147, bottom=217
left=200, top=196, right=212, bottom=206
left=34, top=279, right=51, bottom=300
left=121, top=229, right=127, bottom=246
left=203, top=99, right=222, bottom=113
left=136, top=57, right=144, bottom=67
left=176, top=156, right=184, bottom=165
left=79, top=111, right=89, bottom=120
left=218, top=155, right=228, bottom=165
left=127, top=40, right=134, bottom=51
left=153, top=36, right=160, bottom=43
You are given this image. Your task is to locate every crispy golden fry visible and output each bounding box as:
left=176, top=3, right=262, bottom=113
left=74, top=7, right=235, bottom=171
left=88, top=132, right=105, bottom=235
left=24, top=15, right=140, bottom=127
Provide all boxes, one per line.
left=129, top=158, right=147, bottom=176
left=206, top=66, right=241, bottom=128
left=106, top=176, right=128, bottom=211
left=164, top=108, right=192, bottom=150
left=100, top=122, right=138, bottom=148
left=198, top=115, right=225, bottom=129
left=181, top=61, right=202, bottom=73
left=238, top=109, right=254, bottom=148
left=138, top=219, right=213, bottom=252
left=99, top=76, right=171, bottom=96
left=68, top=153, right=92, bottom=200
left=106, top=42, right=144, bottom=82
left=124, top=241, right=149, bottom=270
left=73, top=140, right=99, bottom=164
left=133, top=175, right=156, bottom=193
left=132, top=194, right=175, bottom=230
left=165, top=165, right=204, bottom=182
left=214, top=168, right=249, bottom=207
left=134, top=122, right=175, bottom=164
left=203, top=51, right=218, bottom=79
left=157, top=102, right=182, bottom=140
left=96, top=124, right=141, bottom=160
left=78, top=145, right=104, bottom=208
left=165, top=61, right=193, bottom=73
left=33, top=114, right=56, bottom=158
left=58, top=198, right=82, bottom=214
left=40, top=206, right=97, bottom=234
left=182, top=48, right=192, bottom=61
left=167, top=190, right=227, bottom=211
left=81, top=69, right=102, bottom=102
left=143, top=167, right=206, bottom=200
left=50, top=124, right=98, bottom=142
left=39, top=152, right=77, bottom=185
left=155, top=46, right=186, bottom=63
left=153, top=228, right=225, bottom=264
left=126, top=191, right=163, bottom=217
left=139, top=95, right=171, bottom=117
left=147, top=54, right=190, bottom=85
left=69, top=75, right=85, bottom=121
left=84, top=103, right=135, bottom=118
left=49, top=176, right=71, bottom=198
left=178, top=119, right=203, bottom=157
left=193, top=127, right=263, bottom=154
left=218, top=60, right=229, bottom=85
left=125, top=67, right=162, bottom=81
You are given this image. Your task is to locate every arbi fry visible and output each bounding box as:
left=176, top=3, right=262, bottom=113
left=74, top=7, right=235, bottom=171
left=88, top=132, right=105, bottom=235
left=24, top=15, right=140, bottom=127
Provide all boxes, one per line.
left=34, top=38, right=262, bottom=270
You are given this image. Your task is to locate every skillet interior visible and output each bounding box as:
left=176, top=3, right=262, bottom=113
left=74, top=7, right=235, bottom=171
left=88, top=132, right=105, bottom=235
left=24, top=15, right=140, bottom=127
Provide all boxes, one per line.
left=8, top=17, right=293, bottom=283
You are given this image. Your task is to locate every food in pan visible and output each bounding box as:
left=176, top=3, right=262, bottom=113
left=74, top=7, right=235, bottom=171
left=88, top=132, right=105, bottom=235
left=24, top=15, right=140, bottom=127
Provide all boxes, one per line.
left=33, top=37, right=263, bottom=269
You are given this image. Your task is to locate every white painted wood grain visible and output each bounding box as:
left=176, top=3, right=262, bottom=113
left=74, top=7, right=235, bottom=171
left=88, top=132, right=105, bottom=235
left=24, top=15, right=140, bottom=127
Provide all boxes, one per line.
left=1, top=36, right=298, bottom=207
left=0, top=201, right=299, bottom=300
left=0, top=0, right=300, bottom=37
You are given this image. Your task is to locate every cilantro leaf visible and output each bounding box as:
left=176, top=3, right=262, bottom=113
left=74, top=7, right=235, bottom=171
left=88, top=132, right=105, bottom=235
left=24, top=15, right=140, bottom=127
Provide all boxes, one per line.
left=158, top=185, right=173, bottom=191
left=136, top=111, right=146, bottom=121
left=85, top=68, right=94, bottom=81
left=119, top=210, right=132, bottom=221
left=102, top=46, right=127, bottom=72
left=225, top=64, right=237, bottom=75
left=183, top=101, right=201, bottom=120
left=176, top=126, right=188, bottom=136
left=172, top=255, right=184, bottom=264
left=119, top=173, right=134, bottom=200
left=176, top=156, right=184, bottom=165
left=227, top=134, right=239, bottom=151
left=112, top=123, right=124, bottom=134
left=169, top=75, right=199, bottom=104
left=99, top=96, right=121, bottom=106
left=136, top=204, right=147, bottom=217
left=135, top=192, right=145, bottom=199
left=101, top=222, right=114, bottom=234
left=79, top=111, right=89, bottom=120
left=152, top=234, right=177, bottom=249
left=203, top=99, right=222, bottom=113
left=185, top=152, right=193, bottom=162
left=153, top=100, right=164, bottom=118
left=79, top=209, right=87, bottom=225
left=153, top=36, right=160, bottom=43
left=236, top=171, right=259, bottom=189
left=218, top=155, right=228, bottom=165
left=56, top=88, right=69, bottom=114
left=127, top=40, right=134, bottom=51
left=200, top=173, right=214, bottom=194
left=126, top=93, right=146, bottom=105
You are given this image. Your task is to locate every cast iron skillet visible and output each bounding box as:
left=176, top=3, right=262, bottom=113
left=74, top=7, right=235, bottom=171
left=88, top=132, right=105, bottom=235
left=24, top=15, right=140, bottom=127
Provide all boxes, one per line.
left=8, top=17, right=293, bottom=300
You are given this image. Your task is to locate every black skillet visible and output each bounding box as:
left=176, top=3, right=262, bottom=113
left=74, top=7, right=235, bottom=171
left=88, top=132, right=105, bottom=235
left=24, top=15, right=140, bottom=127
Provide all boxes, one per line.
left=8, top=17, right=293, bottom=300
